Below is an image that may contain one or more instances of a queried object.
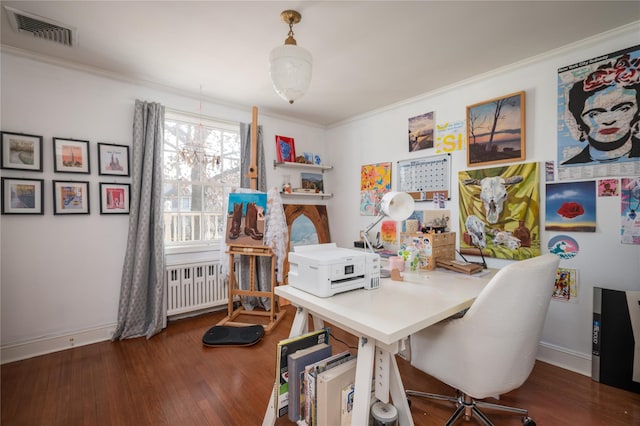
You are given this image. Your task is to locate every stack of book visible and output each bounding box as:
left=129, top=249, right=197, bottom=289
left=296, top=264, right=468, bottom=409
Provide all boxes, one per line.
left=274, top=330, right=357, bottom=426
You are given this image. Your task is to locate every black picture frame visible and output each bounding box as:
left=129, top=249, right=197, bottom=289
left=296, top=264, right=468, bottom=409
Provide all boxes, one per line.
left=1, top=131, right=43, bottom=171
left=53, top=138, right=91, bottom=174
left=52, top=180, right=90, bottom=215
left=98, top=143, right=130, bottom=176
left=1, top=177, right=44, bottom=214
left=99, top=182, right=130, bottom=214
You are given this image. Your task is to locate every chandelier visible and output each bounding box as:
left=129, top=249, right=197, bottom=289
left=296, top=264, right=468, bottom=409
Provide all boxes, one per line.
left=269, top=10, right=312, bottom=104
left=178, top=87, right=221, bottom=169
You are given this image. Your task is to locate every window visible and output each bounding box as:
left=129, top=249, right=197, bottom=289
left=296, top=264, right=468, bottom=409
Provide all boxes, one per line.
left=163, top=111, right=241, bottom=248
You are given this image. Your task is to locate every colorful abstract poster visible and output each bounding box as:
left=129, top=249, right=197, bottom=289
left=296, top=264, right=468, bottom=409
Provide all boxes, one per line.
left=545, top=181, right=596, bottom=232
left=458, top=162, right=540, bottom=260
left=598, top=178, right=619, bottom=196
left=557, top=45, right=640, bottom=180
left=553, top=267, right=579, bottom=303
left=435, top=120, right=465, bottom=154
left=408, top=111, right=434, bottom=152
left=360, top=162, right=392, bottom=216
left=380, top=220, right=397, bottom=243
left=621, top=177, right=640, bottom=245
left=548, top=235, right=580, bottom=259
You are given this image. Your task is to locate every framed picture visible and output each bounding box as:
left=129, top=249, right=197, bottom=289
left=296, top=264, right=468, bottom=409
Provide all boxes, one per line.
left=100, top=183, right=130, bottom=214
left=301, top=172, right=324, bottom=193
left=98, top=143, right=130, bottom=176
left=1, top=177, right=44, bottom=214
left=466, top=91, right=525, bottom=167
left=408, top=111, right=435, bottom=152
left=1, top=131, right=43, bottom=171
left=53, top=138, right=90, bottom=174
left=225, top=191, right=267, bottom=246
left=275, top=135, right=296, bottom=162
left=53, top=180, right=90, bottom=215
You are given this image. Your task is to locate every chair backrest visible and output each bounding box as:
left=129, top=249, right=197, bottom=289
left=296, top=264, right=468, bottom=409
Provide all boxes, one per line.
left=455, top=254, right=560, bottom=397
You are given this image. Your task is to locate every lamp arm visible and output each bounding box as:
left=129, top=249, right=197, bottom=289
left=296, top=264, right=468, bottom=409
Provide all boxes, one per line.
left=363, top=214, right=385, bottom=253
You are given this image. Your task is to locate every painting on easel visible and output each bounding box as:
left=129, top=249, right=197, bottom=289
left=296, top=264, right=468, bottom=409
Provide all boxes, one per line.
left=225, top=192, right=267, bottom=246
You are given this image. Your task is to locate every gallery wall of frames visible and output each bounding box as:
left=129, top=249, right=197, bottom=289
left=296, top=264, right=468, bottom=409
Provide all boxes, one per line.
left=1, top=132, right=130, bottom=215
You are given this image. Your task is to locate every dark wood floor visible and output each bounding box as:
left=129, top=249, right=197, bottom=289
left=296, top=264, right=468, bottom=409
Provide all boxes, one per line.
left=2, top=305, right=639, bottom=425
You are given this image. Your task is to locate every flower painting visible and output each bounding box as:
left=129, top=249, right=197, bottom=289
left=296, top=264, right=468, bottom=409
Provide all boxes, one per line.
left=545, top=181, right=596, bottom=232
left=360, top=162, right=392, bottom=216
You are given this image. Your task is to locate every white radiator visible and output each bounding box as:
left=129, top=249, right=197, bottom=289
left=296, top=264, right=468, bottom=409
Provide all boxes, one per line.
left=166, top=261, right=229, bottom=316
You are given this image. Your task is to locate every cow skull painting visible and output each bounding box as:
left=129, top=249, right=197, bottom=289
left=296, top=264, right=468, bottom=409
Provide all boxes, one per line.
left=458, top=162, right=540, bottom=260
left=463, top=175, right=523, bottom=224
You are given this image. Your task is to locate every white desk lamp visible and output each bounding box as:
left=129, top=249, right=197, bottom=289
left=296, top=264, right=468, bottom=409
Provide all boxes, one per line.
left=363, top=191, right=416, bottom=253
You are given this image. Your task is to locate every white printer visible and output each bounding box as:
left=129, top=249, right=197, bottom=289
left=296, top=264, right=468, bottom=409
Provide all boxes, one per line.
left=287, top=243, right=381, bottom=297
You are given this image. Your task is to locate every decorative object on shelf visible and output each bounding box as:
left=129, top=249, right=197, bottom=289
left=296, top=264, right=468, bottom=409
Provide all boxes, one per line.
left=275, top=135, right=296, bottom=162
left=466, top=91, right=525, bottom=166
left=300, top=172, right=323, bottom=193
left=53, top=137, right=90, bottom=174
left=52, top=180, right=90, bottom=215
left=1, top=177, right=44, bottom=214
left=303, top=152, right=314, bottom=164
left=98, top=143, right=130, bottom=176
left=99, top=182, right=130, bottom=214
left=269, top=9, right=312, bottom=104
left=1, top=131, right=43, bottom=172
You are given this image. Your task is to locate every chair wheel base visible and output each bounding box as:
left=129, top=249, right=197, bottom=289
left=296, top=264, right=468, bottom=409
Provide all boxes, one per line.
left=522, top=417, right=536, bottom=426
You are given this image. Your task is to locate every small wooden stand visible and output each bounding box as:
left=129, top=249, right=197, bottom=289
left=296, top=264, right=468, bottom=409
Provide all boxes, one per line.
left=217, top=244, right=285, bottom=333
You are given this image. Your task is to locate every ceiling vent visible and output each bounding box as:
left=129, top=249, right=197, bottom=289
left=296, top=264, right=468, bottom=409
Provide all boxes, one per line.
left=4, top=6, right=77, bottom=47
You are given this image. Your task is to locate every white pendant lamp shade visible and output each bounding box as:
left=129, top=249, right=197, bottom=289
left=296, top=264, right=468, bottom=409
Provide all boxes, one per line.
left=269, top=44, right=312, bottom=104
left=269, top=10, right=312, bottom=104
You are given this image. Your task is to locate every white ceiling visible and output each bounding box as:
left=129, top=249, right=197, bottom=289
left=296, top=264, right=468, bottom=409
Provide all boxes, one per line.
left=1, top=1, right=639, bottom=127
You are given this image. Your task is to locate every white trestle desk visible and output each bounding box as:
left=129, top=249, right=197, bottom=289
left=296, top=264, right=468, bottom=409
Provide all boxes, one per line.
left=262, top=268, right=496, bottom=426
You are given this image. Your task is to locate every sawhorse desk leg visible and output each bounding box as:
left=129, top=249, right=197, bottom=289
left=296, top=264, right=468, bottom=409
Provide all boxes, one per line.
left=261, top=307, right=413, bottom=426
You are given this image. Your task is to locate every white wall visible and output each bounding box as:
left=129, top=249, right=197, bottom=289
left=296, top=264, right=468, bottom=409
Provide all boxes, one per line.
left=0, top=52, right=325, bottom=362
left=324, top=23, right=640, bottom=375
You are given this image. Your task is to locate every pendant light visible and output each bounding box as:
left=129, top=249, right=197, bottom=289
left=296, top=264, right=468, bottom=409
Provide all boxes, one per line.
left=269, top=10, right=312, bottom=104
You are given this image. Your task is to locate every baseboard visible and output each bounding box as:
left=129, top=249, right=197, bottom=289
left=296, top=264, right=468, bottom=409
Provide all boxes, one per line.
left=1, top=323, right=116, bottom=365
left=537, top=341, right=592, bottom=377
left=2, top=325, right=594, bottom=377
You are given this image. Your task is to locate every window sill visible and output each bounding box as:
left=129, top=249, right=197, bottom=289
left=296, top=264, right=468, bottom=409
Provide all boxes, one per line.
left=165, top=243, right=222, bottom=266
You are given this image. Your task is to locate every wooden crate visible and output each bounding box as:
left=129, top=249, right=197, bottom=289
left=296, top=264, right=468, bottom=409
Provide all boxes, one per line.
left=429, top=232, right=456, bottom=262
left=400, top=231, right=456, bottom=271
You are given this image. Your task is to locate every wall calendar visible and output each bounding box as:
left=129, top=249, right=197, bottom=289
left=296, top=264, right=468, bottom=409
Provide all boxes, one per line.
left=397, top=153, right=451, bottom=201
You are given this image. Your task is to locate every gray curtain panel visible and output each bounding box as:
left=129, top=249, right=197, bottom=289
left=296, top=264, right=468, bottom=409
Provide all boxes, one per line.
left=112, top=100, right=166, bottom=340
left=239, top=122, right=272, bottom=310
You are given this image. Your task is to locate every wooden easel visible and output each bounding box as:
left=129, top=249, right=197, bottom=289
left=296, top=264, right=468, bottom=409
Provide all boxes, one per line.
left=217, top=106, right=285, bottom=332
left=217, top=244, right=285, bottom=332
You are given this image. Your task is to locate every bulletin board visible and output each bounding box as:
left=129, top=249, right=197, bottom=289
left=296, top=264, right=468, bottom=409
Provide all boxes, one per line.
left=397, top=154, right=451, bottom=201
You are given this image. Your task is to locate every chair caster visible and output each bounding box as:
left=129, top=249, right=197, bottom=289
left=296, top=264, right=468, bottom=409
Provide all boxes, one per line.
left=522, top=417, right=536, bottom=426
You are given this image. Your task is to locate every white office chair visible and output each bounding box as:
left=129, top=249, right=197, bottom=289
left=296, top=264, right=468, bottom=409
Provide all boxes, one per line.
left=406, top=254, right=560, bottom=426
